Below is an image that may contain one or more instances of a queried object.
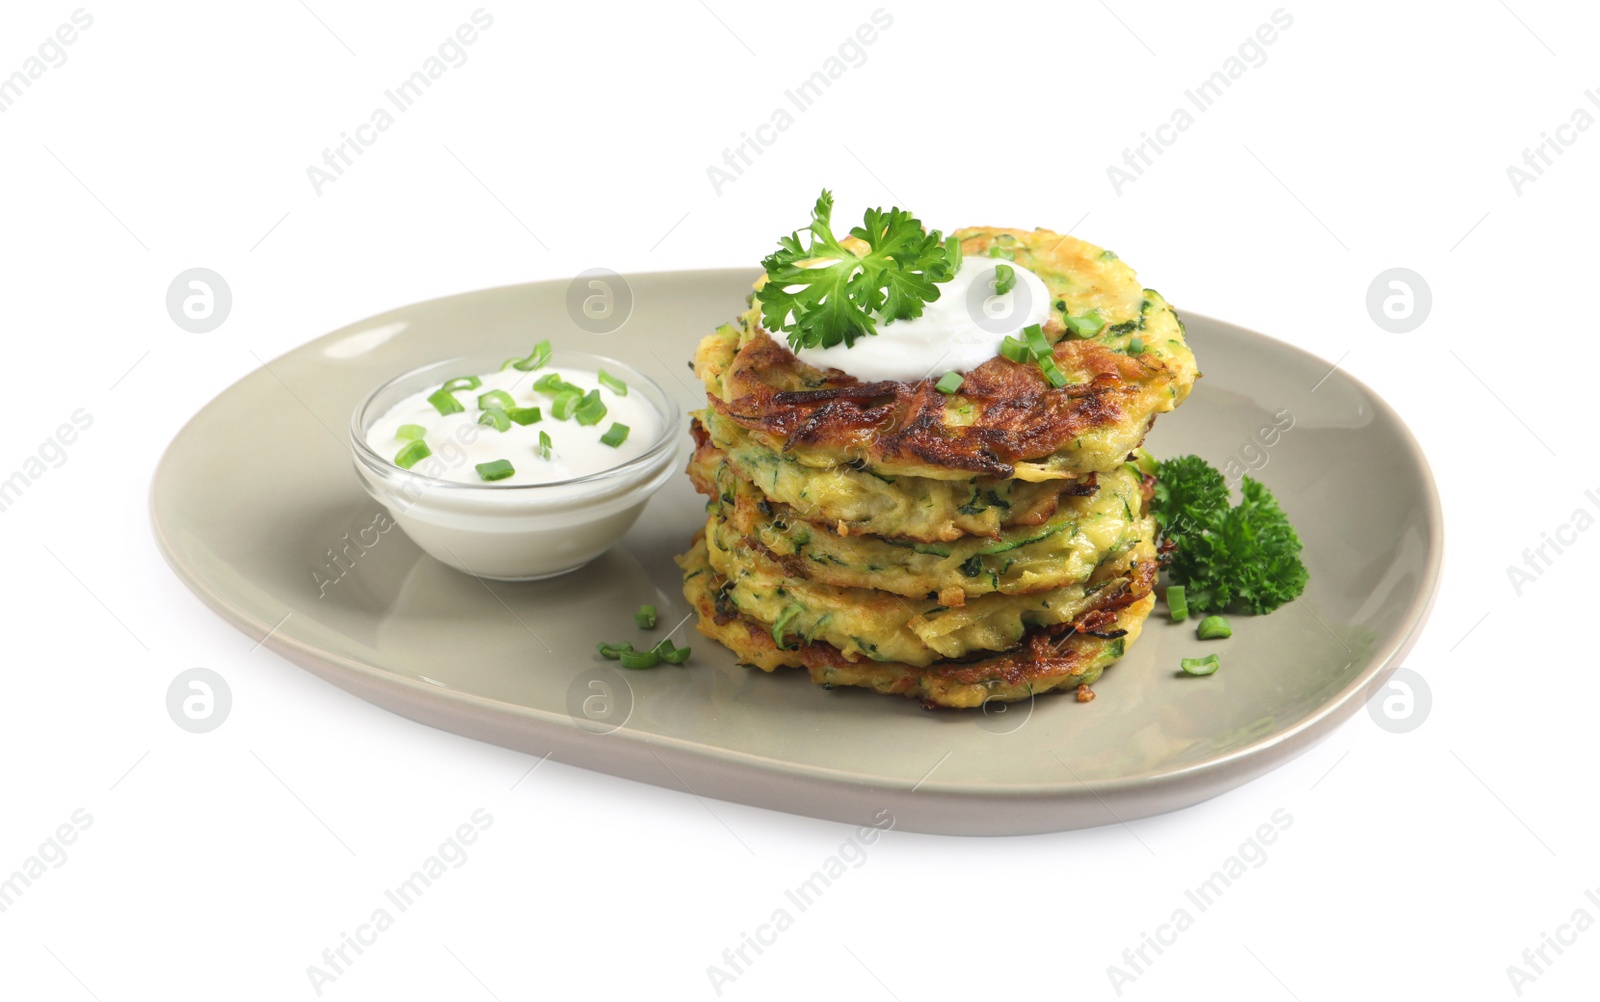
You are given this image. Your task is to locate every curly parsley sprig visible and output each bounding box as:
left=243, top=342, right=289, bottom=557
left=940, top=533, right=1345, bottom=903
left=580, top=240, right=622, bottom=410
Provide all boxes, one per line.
left=1150, top=455, right=1309, bottom=615
left=759, top=190, right=961, bottom=352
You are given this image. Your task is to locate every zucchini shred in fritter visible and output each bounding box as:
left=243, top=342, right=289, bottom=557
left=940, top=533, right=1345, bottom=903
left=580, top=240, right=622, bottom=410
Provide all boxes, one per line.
left=689, top=424, right=1155, bottom=604
left=679, top=533, right=1156, bottom=708
left=703, top=525, right=1157, bottom=667
left=676, top=222, right=1190, bottom=708
left=699, top=409, right=1083, bottom=543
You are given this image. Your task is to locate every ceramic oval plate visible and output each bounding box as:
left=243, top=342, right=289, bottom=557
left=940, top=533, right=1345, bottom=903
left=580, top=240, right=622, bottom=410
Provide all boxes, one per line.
left=151, top=271, right=1442, bottom=835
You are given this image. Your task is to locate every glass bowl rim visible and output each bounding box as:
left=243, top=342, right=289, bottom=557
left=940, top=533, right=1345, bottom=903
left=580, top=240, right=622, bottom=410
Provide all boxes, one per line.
left=349, top=348, right=682, bottom=494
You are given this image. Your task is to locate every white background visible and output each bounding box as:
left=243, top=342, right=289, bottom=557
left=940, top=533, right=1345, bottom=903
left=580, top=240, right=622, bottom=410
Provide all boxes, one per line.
left=1, top=1, right=1595, bottom=999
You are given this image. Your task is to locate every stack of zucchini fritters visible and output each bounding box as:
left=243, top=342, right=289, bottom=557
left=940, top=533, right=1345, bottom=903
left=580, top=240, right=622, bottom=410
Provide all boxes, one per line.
left=676, top=228, right=1199, bottom=708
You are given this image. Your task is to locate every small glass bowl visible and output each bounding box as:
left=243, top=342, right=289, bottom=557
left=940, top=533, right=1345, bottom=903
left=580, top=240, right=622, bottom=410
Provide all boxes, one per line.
left=350, top=349, right=681, bottom=580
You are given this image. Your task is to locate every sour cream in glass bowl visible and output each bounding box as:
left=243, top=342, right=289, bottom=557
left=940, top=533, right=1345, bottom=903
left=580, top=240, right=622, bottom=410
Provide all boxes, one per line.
left=350, top=346, right=681, bottom=580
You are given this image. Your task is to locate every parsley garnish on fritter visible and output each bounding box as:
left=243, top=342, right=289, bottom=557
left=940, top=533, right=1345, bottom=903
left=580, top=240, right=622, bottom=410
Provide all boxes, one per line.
left=759, top=189, right=961, bottom=352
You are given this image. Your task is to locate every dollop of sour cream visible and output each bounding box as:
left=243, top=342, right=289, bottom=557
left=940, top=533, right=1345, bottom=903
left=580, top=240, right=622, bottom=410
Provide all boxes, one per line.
left=793, top=255, right=1051, bottom=382
left=366, top=365, right=660, bottom=486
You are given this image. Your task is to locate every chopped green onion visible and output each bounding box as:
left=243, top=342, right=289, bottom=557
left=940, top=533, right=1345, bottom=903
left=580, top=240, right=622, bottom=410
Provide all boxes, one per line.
left=935, top=371, right=964, bottom=394
left=475, top=459, right=515, bottom=481
left=597, top=370, right=628, bottom=396
left=600, top=422, right=630, bottom=448
left=1197, top=615, right=1232, bottom=640
left=478, top=389, right=515, bottom=411
left=574, top=389, right=607, bottom=426
left=533, top=373, right=571, bottom=394
left=999, top=336, right=1030, bottom=363
left=427, top=388, right=464, bottom=415
left=550, top=389, right=583, bottom=420
left=619, top=648, right=661, bottom=669
left=1023, top=323, right=1052, bottom=361
left=1037, top=356, right=1069, bottom=388
left=1063, top=311, right=1105, bottom=338
left=508, top=406, right=542, bottom=426
left=394, top=424, right=427, bottom=441
left=537, top=430, right=553, bottom=459
left=635, top=605, right=657, bottom=628
left=477, top=406, right=511, bottom=432
left=992, top=264, right=1017, bottom=296
left=1167, top=585, right=1189, bottom=622
left=602, top=638, right=685, bottom=668
left=501, top=340, right=552, bottom=372
left=1180, top=654, right=1220, bottom=676
left=440, top=376, right=482, bottom=393
left=1128, top=337, right=1146, bottom=355
left=650, top=638, right=691, bottom=664
left=987, top=245, right=1015, bottom=260
left=942, top=235, right=963, bottom=274
left=394, top=440, right=431, bottom=469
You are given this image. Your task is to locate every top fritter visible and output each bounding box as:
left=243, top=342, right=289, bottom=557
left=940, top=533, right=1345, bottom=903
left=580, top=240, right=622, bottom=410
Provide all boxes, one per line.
left=696, top=225, right=1200, bottom=482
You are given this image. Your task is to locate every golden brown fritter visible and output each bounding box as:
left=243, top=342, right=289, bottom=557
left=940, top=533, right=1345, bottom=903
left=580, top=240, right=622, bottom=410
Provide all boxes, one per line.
left=690, top=435, right=1156, bottom=602
left=678, top=532, right=1156, bottom=708
left=693, top=413, right=1092, bottom=543
left=704, top=514, right=1156, bottom=667
left=692, top=228, right=1198, bottom=481
left=675, top=224, right=1191, bottom=708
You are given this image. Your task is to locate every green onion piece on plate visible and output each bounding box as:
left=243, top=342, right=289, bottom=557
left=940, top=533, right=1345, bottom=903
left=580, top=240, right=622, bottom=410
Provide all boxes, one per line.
left=935, top=371, right=964, bottom=394
left=1180, top=654, right=1220, bottom=676
left=619, top=648, right=660, bottom=669
left=635, top=605, right=657, bottom=629
left=533, top=373, right=570, bottom=394
left=427, top=388, right=463, bottom=415
left=475, top=459, right=514, bottom=481
left=394, top=440, right=430, bottom=469
left=478, top=389, right=515, bottom=411
left=1197, top=615, right=1232, bottom=640
left=597, top=370, right=628, bottom=396
left=597, top=641, right=630, bottom=660
left=508, top=406, right=541, bottom=426
left=1128, top=337, right=1145, bottom=355
left=440, top=376, right=482, bottom=393
left=394, top=424, right=427, bottom=441
left=600, top=422, right=630, bottom=447
left=656, top=641, right=692, bottom=665
left=537, top=430, right=553, bottom=460
left=1167, top=585, right=1189, bottom=622
left=477, top=406, right=511, bottom=432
